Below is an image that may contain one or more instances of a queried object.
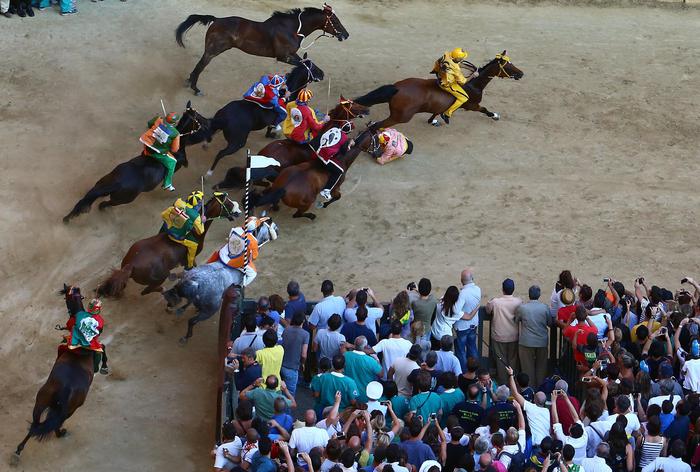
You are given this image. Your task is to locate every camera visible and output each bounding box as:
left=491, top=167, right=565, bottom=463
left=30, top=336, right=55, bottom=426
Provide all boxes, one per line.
left=582, top=377, right=592, bottom=383
left=430, top=413, right=437, bottom=420
left=603, top=278, right=610, bottom=283
left=659, top=327, right=667, bottom=335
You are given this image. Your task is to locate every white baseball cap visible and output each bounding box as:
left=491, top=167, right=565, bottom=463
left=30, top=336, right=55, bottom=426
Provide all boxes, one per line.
left=419, top=460, right=442, bottom=472
left=366, top=381, right=383, bottom=400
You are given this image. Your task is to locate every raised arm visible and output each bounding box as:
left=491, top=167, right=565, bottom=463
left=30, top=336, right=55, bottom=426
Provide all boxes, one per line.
left=362, top=410, right=374, bottom=454
left=326, top=391, right=342, bottom=426
left=506, top=366, right=525, bottom=407
left=551, top=390, right=560, bottom=425
left=278, top=441, right=295, bottom=472
left=607, top=279, right=620, bottom=307
left=280, top=380, right=297, bottom=409
left=434, top=417, right=447, bottom=464
left=563, top=392, right=580, bottom=422
left=513, top=399, right=525, bottom=430
left=387, top=401, right=402, bottom=436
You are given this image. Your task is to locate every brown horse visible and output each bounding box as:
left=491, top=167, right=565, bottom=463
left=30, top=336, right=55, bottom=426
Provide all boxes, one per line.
left=354, top=51, right=524, bottom=129
left=96, top=192, right=241, bottom=297
left=12, top=286, right=95, bottom=465
left=213, top=98, right=371, bottom=190
left=251, top=127, right=374, bottom=220
left=175, top=5, right=349, bottom=96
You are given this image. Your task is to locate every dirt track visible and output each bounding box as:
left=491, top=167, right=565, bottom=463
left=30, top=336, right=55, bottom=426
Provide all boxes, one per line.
left=1, top=0, right=699, bottom=470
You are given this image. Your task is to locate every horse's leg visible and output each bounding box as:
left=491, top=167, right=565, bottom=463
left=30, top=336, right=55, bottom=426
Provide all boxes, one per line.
left=179, top=311, right=202, bottom=344
left=175, top=300, right=192, bottom=317
left=476, top=105, right=500, bottom=121
left=97, top=190, right=140, bottom=211
left=188, top=51, right=216, bottom=96
left=206, top=138, right=245, bottom=176
left=140, top=284, right=163, bottom=296
left=292, top=207, right=316, bottom=221
left=12, top=432, right=32, bottom=463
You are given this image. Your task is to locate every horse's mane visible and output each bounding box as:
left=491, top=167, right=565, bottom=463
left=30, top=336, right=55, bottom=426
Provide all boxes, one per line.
left=477, top=57, right=498, bottom=74
left=271, top=7, right=322, bottom=19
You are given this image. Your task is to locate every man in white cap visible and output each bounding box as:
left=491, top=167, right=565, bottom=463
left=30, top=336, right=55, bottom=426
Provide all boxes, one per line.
left=419, top=460, right=443, bottom=472
left=366, top=381, right=387, bottom=415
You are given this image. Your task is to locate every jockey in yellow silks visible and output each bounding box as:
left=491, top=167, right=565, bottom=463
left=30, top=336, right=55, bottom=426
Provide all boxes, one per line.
left=431, top=48, right=479, bottom=124
left=161, top=196, right=205, bottom=270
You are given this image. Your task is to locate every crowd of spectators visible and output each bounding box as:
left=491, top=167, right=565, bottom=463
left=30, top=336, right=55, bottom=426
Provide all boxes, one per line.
left=214, top=270, right=700, bottom=472
left=1, top=0, right=126, bottom=18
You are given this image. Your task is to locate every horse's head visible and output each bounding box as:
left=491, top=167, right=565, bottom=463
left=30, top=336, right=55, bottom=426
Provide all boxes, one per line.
left=321, top=3, right=349, bottom=41
left=328, top=96, right=370, bottom=123
left=177, top=101, right=208, bottom=140
left=491, top=51, right=524, bottom=80
left=204, top=192, right=242, bottom=222
left=60, top=284, right=85, bottom=313
left=245, top=215, right=279, bottom=247
left=287, top=53, right=325, bottom=95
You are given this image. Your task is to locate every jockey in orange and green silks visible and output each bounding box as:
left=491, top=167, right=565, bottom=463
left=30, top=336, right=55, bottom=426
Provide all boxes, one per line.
left=161, top=198, right=205, bottom=270
left=140, top=112, right=181, bottom=192
left=431, top=48, right=478, bottom=124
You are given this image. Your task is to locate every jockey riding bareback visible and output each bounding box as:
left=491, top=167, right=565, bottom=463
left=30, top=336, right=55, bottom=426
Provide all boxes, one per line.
left=140, top=112, right=181, bottom=191
left=243, top=73, right=288, bottom=128
left=431, top=47, right=479, bottom=124
left=207, top=216, right=266, bottom=286
left=282, top=88, right=329, bottom=144
left=160, top=190, right=206, bottom=270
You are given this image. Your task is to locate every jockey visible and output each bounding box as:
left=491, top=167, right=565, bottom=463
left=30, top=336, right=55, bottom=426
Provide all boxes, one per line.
left=140, top=112, right=181, bottom=191
left=431, top=48, right=478, bottom=124
left=61, top=298, right=106, bottom=373
left=308, top=119, right=354, bottom=203
left=161, top=197, right=205, bottom=270
left=243, top=73, right=288, bottom=126
left=185, top=190, right=204, bottom=213
left=207, top=217, right=269, bottom=286
left=282, top=88, right=328, bottom=144
left=374, top=128, right=413, bottom=165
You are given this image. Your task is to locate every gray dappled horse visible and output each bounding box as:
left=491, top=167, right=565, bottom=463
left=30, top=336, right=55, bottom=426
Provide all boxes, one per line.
left=163, top=219, right=279, bottom=343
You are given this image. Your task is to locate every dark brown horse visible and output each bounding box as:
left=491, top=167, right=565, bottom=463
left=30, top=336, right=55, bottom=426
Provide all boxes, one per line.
left=12, top=286, right=95, bottom=465
left=175, top=5, right=349, bottom=96
left=213, top=98, right=370, bottom=190
left=96, top=193, right=240, bottom=297
left=354, top=51, right=524, bottom=129
left=251, top=127, right=374, bottom=220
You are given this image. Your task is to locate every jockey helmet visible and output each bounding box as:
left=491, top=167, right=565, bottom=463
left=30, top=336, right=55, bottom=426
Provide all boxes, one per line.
left=297, top=88, right=313, bottom=103
left=165, top=112, right=180, bottom=125
left=450, top=48, right=468, bottom=61
left=186, top=190, right=204, bottom=207
left=378, top=132, right=390, bottom=145
left=87, top=298, right=102, bottom=315
left=270, top=74, right=286, bottom=88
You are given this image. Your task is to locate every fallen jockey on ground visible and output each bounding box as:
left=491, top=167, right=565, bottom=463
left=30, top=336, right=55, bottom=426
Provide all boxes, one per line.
left=140, top=112, right=181, bottom=191
left=58, top=296, right=108, bottom=374
left=282, top=88, right=329, bottom=144
left=431, top=47, right=478, bottom=124
left=161, top=192, right=206, bottom=270
left=373, top=128, right=413, bottom=165
left=243, top=73, right=288, bottom=129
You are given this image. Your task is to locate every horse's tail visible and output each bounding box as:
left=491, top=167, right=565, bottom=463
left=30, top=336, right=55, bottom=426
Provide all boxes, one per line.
left=354, top=85, right=399, bottom=107
left=96, top=263, right=133, bottom=298
left=62, top=182, right=120, bottom=224
left=29, top=384, right=71, bottom=441
left=251, top=187, right=286, bottom=208
left=176, top=15, right=218, bottom=47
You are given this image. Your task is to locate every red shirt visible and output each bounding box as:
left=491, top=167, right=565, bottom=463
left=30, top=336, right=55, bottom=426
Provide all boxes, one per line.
left=552, top=396, right=581, bottom=433
left=563, top=323, right=598, bottom=363
left=557, top=305, right=576, bottom=324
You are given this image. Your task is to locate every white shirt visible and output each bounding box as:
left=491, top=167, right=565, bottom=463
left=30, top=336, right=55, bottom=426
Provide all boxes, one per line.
left=606, top=412, right=640, bottom=435
left=682, top=358, right=700, bottom=391
left=553, top=420, right=588, bottom=464
left=392, top=357, right=420, bottom=397
left=474, top=426, right=505, bottom=448
left=586, top=420, right=613, bottom=458
left=366, top=399, right=388, bottom=416
left=454, top=282, right=481, bottom=331
left=498, top=430, right=526, bottom=469
left=316, top=418, right=342, bottom=438
left=431, top=302, right=464, bottom=339
left=214, top=438, right=242, bottom=470
left=580, top=456, right=612, bottom=472
left=523, top=400, right=551, bottom=446
left=309, top=295, right=347, bottom=329
left=641, top=456, right=690, bottom=472
left=383, top=462, right=410, bottom=472
left=289, top=425, right=330, bottom=453
left=587, top=310, right=609, bottom=339
left=373, top=337, right=412, bottom=379
left=647, top=395, right=682, bottom=414
left=343, top=306, right=384, bottom=335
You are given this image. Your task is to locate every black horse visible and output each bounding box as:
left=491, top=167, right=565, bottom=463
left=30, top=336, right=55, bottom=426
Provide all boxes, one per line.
left=62, top=103, right=204, bottom=223
left=186, top=55, right=324, bottom=176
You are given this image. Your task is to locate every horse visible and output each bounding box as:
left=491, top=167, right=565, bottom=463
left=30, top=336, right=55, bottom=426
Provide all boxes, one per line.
left=12, top=285, right=98, bottom=465
left=163, top=218, right=279, bottom=343
left=212, top=98, right=371, bottom=190
left=185, top=56, right=324, bottom=176
left=62, top=102, right=205, bottom=223
left=96, top=192, right=240, bottom=298
left=175, top=5, right=349, bottom=96
left=353, top=51, right=524, bottom=130
left=251, top=127, right=374, bottom=220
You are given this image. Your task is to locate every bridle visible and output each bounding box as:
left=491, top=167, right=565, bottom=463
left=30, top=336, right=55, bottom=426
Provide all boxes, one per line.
left=297, top=6, right=344, bottom=50
left=286, top=60, right=322, bottom=96
left=489, top=54, right=516, bottom=79
left=178, top=109, right=203, bottom=137
left=329, top=100, right=359, bottom=130
left=207, top=193, right=238, bottom=221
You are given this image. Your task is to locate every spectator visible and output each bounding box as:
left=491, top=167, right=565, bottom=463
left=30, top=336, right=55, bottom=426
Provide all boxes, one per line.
left=580, top=442, right=612, bottom=472
left=400, top=417, right=437, bottom=469
left=389, top=290, right=413, bottom=338
left=250, top=437, right=276, bottom=472
left=411, top=278, right=438, bottom=344
left=563, top=306, right=599, bottom=370
left=390, top=344, right=423, bottom=398
left=383, top=380, right=410, bottom=428
left=664, top=401, right=691, bottom=447
left=436, top=335, right=462, bottom=376
left=239, top=375, right=296, bottom=422
left=233, top=314, right=264, bottom=354
left=559, top=445, right=582, bottom=472
left=515, top=284, right=553, bottom=387
left=368, top=320, right=413, bottom=379
left=344, top=336, right=382, bottom=402
left=457, top=356, right=480, bottom=395
left=256, top=329, right=284, bottom=382
left=255, top=296, right=280, bottom=328
left=494, top=401, right=526, bottom=469
left=486, top=278, right=523, bottom=384
left=1, top=0, right=10, bottom=17
left=314, top=313, right=347, bottom=361
left=507, top=365, right=551, bottom=450
left=408, top=370, right=442, bottom=424
left=344, top=288, right=384, bottom=335
left=606, top=422, right=634, bottom=472
left=551, top=390, right=588, bottom=463
left=314, top=354, right=359, bottom=412
left=341, top=299, right=378, bottom=347
left=284, top=280, right=307, bottom=321
left=606, top=395, right=640, bottom=436
left=681, top=344, right=700, bottom=392
left=551, top=270, right=577, bottom=314
left=365, top=380, right=387, bottom=415
left=475, top=367, right=499, bottom=408
left=230, top=347, right=262, bottom=392
left=407, top=350, right=440, bottom=395
left=486, top=385, right=516, bottom=430
left=309, top=280, right=346, bottom=330
left=556, top=288, right=577, bottom=330
left=437, top=372, right=465, bottom=427
left=514, top=372, right=535, bottom=403
left=641, top=439, right=690, bottom=472
left=444, top=425, right=472, bottom=472
left=280, top=310, right=309, bottom=397
left=636, top=416, right=664, bottom=469
left=289, top=410, right=330, bottom=455
left=431, top=286, right=465, bottom=347
left=452, top=383, right=485, bottom=434
left=212, top=422, right=241, bottom=472
left=454, top=268, right=482, bottom=370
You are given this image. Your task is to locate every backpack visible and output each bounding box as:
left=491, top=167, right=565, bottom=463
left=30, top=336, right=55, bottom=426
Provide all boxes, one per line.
left=498, top=444, right=527, bottom=472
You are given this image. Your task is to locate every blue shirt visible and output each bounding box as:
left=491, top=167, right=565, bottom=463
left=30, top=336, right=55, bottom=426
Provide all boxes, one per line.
left=285, top=294, right=307, bottom=320
left=256, top=310, right=281, bottom=326
left=341, top=322, right=377, bottom=346
left=309, top=295, right=346, bottom=329
left=659, top=412, right=674, bottom=434
left=400, top=439, right=436, bottom=470
left=269, top=413, right=294, bottom=439
left=454, top=283, right=481, bottom=331
left=664, top=415, right=690, bottom=444
left=436, top=350, right=462, bottom=376
left=250, top=453, right=276, bottom=472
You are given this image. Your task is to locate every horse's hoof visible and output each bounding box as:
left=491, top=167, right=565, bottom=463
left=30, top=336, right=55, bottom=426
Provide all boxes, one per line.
left=99, top=366, right=109, bottom=375
left=56, top=428, right=67, bottom=438
left=175, top=308, right=185, bottom=317
left=10, top=453, right=20, bottom=466
left=184, top=78, right=191, bottom=86
left=205, top=169, right=214, bottom=178
left=178, top=337, right=188, bottom=345
left=194, top=90, right=204, bottom=97
left=430, top=119, right=441, bottom=127
left=491, top=113, right=500, bottom=121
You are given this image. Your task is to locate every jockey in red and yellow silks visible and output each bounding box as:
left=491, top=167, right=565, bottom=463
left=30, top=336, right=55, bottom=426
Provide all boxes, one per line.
left=243, top=74, right=288, bottom=126
left=282, top=88, right=327, bottom=144
left=431, top=48, right=478, bottom=124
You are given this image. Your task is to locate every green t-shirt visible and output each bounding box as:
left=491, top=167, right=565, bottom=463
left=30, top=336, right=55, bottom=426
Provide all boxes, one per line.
left=408, top=391, right=442, bottom=425
left=316, top=372, right=359, bottom=410
left=384, top=395, right=409, bottom=429
left=344, top=352, right=381, bottom=403
left=245, top=387, right=291, bottom=422
left=439, top=388, right=466, bottom=427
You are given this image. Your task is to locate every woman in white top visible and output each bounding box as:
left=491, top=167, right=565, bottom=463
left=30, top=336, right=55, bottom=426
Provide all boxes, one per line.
left=430, top=286, right=463, bottom=344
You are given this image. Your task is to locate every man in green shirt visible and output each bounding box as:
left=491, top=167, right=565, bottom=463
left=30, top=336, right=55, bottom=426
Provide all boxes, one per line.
left=239, top=375, right=295, bottom=422
left=313, top=354, right=359, bottom=413
left=408, top=370, right=443, bottom=425
left=344, top=336, right=382, bottom=402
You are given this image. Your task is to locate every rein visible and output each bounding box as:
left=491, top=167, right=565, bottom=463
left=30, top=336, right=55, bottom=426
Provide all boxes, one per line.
left=211, top=194, right=236, bottom=220
left=296, top=10, right=340, bottom=51
left=487, top=55, right=516, bottom=79
left=286, top=60, right=321, bottom=96
left=179, top=111, right=203, bottom=137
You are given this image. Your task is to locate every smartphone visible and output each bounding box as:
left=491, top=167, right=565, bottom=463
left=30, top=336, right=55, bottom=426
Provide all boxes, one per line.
left=430, top=412, right=437, bottom=420
left=600, top=359, right=609, bottom=369
left=336, top=432, right=346, bottom=440
left=297, top=453, right=304, bottom=461
left=659, top=327, right=667, bottom=335
left=380, top=401, right=390, bottom=406
left=603, top=278, right=610, bottom=283
left=582, top=377, right=592, bottom=383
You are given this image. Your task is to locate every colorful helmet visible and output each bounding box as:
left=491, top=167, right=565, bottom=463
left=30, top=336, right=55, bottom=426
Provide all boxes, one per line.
left=165, top=112, right=180, bottom=125
left=186, top=190, right=204, bottom=207
left=270, top=74, right=286, bottom=88
left=378, top=132, right=390, bottom=145
left=87, top=298, right=102, bottom=315
left=297, top=88, right=313, bottom=102
left=450, top=48, right=468, bottom=61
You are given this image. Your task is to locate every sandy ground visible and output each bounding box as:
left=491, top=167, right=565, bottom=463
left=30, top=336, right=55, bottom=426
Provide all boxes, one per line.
left=1, top=0, right=699, bottom=470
